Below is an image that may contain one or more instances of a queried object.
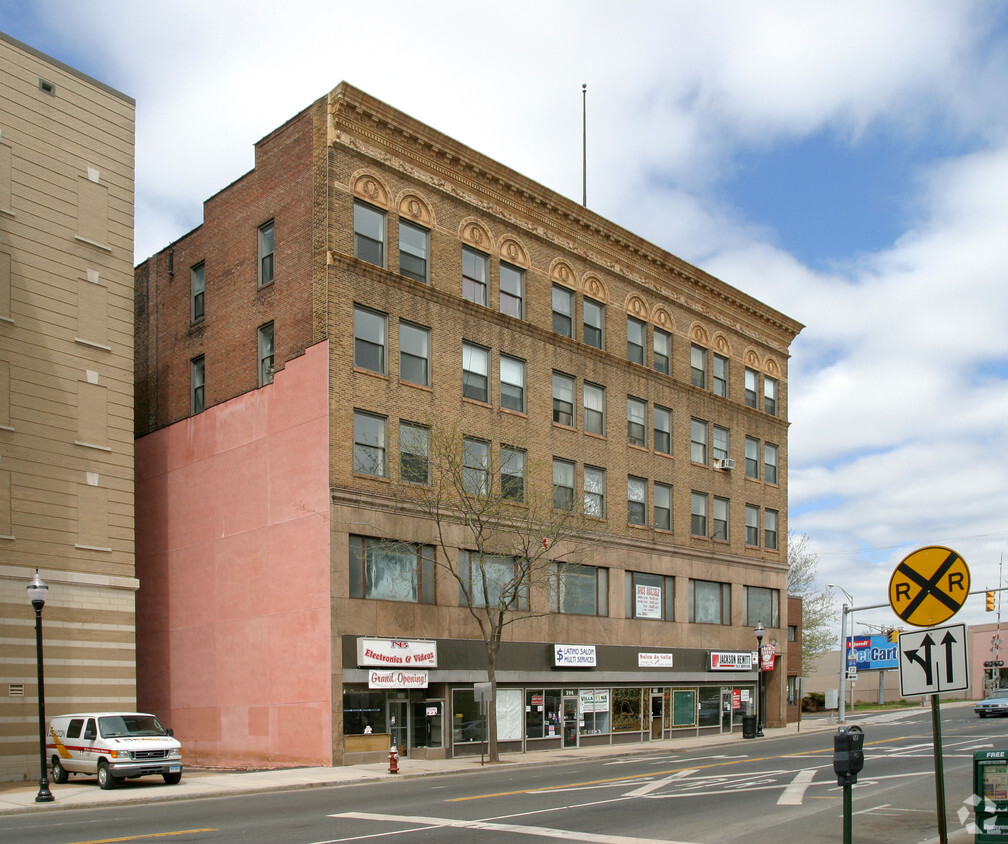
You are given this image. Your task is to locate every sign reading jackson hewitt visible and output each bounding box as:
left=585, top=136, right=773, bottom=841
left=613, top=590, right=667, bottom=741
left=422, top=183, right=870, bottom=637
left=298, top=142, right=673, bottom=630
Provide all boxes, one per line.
left=709, top=651, right=754, bottom=671
left=357, top=638, right=438, bottom=667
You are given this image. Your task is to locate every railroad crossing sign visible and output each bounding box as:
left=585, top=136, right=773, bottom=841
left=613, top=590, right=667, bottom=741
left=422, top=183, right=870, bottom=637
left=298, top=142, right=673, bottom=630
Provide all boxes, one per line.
left=898, top=623, right=969, bottom=696
left=888, top=545, right=970, bottom=627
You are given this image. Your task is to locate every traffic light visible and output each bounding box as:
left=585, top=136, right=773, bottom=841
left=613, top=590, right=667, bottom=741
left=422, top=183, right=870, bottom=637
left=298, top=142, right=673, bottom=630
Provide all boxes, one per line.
left=833, top=725, right=865, bottom=786
left=888, top=629, right=899, bottom=643
left=987, top=591, right=996, bottom=611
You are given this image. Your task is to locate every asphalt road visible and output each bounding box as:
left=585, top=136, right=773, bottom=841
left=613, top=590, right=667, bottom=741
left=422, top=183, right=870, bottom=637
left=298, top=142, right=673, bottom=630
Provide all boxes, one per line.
left=4, top=705, right=1003, bottom=843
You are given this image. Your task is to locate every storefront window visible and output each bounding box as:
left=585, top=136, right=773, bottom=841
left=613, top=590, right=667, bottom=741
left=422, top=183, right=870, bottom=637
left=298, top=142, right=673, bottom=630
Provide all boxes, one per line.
left=452, top=688, right=484, bottom=743
left=526, top=689, right=562, bottom=739
left=342, top=690, right=386, bottom=735
left=579, top=689, right=611, bottom=734
left=612, top=687, right=643, bottom=732
left=697, top=687, right=720, bottom=728
left=412, top=701, right=443, bottom=748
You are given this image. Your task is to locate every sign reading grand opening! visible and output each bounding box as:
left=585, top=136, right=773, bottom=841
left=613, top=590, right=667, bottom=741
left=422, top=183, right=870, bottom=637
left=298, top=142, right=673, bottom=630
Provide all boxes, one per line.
left=888, top=545, right=970, bottom=627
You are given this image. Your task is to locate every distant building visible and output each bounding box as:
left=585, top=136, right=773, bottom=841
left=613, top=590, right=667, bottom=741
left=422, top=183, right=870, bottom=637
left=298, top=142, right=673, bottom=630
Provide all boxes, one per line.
left=133, top=82, right=802, bottom=768
left=0, top=32, right=135, bottom=781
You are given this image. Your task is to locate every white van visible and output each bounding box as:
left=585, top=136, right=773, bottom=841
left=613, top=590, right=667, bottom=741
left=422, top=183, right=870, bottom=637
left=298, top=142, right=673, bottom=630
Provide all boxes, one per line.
left=46, top=712, right=183, bottom=789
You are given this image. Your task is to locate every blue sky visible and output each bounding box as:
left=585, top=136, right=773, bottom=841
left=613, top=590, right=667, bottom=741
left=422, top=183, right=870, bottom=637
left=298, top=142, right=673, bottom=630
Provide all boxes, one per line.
left=3, top=0, right=1007, bottom=637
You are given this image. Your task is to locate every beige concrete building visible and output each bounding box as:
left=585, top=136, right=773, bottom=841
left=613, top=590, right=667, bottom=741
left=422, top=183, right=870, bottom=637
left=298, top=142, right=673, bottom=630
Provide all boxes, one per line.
left=0, top=32, right=135, bottom=781
left=134, top=82, right=801, bottom=768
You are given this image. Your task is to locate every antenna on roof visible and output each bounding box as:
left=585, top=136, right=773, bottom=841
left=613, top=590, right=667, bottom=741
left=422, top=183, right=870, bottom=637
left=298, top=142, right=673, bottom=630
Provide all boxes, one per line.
left=582, top=83, right=587, bottom=208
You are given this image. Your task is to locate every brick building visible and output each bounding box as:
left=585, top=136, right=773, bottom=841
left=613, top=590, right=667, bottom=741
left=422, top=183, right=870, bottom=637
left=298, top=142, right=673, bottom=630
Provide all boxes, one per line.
left=134, top=82, right=802, bottom=768
left=0, top=32, right=135, bottom=782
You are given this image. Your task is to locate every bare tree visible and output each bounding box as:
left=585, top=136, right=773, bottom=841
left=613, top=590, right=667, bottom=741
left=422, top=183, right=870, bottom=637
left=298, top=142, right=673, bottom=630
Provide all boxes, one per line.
left=394, top=421, right=604, bottom=762
left=787, top=532, right=837, bottom=676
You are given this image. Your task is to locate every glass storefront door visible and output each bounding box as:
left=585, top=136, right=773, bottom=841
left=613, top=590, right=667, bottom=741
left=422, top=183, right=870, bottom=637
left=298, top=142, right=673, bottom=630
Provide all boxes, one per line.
left=562, top=696, right=579, bottom=748
left=388, top=698, right=409, bottom=756
left=720, top=689, right=733, bottom=733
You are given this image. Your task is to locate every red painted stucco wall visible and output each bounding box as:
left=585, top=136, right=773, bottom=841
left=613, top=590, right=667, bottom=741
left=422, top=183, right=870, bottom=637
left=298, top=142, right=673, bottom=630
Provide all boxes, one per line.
left=136, top=341, right=332, bottom=768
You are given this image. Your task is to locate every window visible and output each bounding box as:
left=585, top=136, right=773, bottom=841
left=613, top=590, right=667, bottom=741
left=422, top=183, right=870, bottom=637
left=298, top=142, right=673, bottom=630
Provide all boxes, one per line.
left=653, top=328, right=670, bottom=375
left=459, top=551, right=527, bottom=609
left=583, top=465, right=606, bottom=518
left=690, top=345, right=707, bottom=388
left=462, top=246, right=488, bottom=306
left=353, top=305, right=386, bottom=374
left=553, top=458, right=574, bottom=511
left=654, top=405, right=671, bottom=455
left=500, top=355, right=526, bottom=413
left=745, top=437, right=760, bottom=480
left=191, top=262, right=205, bottom=322
left=654, top=482, right=672, bottom=531
left=258, top=221, right=274, bottom=286
left=625, top=571, right=674, bottom=620
left=398, top=220, right=428, bottom=283
left=353, top=411, right=387, bottom=477
left=788, top=625, right=798, bottom=643
left=552, top=285, right=574, bottom=337
left=584, top=382, right=605, bottom=436
left=628, top=476, right=647, bottom=526
left=713, top=425, right=729, bottom=462
left=501, top=446, right=525, bottom=501
left=399, top=321, right=430, bottom=386
left=745, top=368, right=758, bottom=408
left=552, top=372, right=575, bottom=426
left=353, top=201, right=385, bottom=267
left=765, top=509, right=779, bottom=550
left=500, top=262, right=524, bottom=319
left=583, top=298, right=604, bottom=349
left=191, top=356, right=205, bottom=414
left=691, top=491, right=707, bottom=536
left=552, top=563, right=608, bottom=616
left=627, top=317, right=645, bottom=365
left=764, top=442, right=779, bottom=485
left=713, top=496, right=729, bottom=541
left=258, top=322, right=274, bottom=386
left=462, top=342, right=489, bottom=402
left=690, top=418, right=707, bottom=464
left=764, top=376, right=778, bottom=416
left=745, top=504, right=760, bottom=546
left=399, top=421, right=429, bottom=484
left=690, top=579, right=731, bottom=624
left=746, top=586, right=780, bottom=627
left=462, top=437, right=490, bottom=497
left=627, top=397, right=647, bottom=447
left=349, top=535, right=434, bottom=603
left=713, top=354, right=728, bottom=397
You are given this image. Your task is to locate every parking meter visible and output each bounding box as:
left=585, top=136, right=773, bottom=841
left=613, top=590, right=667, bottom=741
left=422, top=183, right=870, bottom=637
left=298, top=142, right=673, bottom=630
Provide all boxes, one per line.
left=833, top=725, right=865, bottom=786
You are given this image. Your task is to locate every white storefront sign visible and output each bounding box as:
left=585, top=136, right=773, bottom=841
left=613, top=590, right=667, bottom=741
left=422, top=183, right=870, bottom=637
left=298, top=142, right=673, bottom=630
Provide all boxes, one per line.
left=579, top=690, right=610, bottom=712
left=357, top=638, right=438, bottom=667
left=638, top=652, right=674, bottom=668
left=368, top=669, right=429, bottom=689
left=709, top=651, right=754, bottom=671
left=635, top=584, right=662, bottom=619
left=554, top=644, right=597, bottom=667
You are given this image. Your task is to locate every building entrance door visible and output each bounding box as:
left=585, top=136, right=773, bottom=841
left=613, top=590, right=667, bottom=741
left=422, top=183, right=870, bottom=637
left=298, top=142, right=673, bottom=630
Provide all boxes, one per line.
left=387, top=698, right=409, bottom=757
left=651, top=692, right=664, bottom=739
left=562, top=696, right=578, bottom=748
left=720, top=689, right=733, bottom=734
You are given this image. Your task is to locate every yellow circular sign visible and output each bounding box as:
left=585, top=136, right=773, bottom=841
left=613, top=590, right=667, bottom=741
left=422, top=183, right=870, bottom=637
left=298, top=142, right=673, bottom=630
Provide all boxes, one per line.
left=888, top=545, right=970, bottom=627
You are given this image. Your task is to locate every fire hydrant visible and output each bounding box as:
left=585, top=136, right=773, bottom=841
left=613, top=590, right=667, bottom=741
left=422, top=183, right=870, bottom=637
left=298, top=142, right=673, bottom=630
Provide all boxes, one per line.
left=388, top=744, right=399, bottom=774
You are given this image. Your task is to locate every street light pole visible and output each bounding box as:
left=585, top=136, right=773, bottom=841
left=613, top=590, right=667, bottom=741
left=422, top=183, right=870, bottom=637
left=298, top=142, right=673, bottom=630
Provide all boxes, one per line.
left=27, top=570, right=54, bottom=803
left=829, top=584, right=855, bottom=725
left=755, top=622, right=765, bottom=737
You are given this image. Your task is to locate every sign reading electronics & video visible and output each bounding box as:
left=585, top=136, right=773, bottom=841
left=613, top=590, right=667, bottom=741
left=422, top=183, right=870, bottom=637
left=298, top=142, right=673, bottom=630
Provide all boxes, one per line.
left=358, top=638, right=437, bottom=689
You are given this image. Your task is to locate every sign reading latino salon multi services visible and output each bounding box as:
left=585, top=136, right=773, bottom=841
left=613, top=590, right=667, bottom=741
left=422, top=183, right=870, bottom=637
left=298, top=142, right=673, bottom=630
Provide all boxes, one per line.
left=554, top=644, right=597, bottom=667
left=709, top=652, right=754, bottom=671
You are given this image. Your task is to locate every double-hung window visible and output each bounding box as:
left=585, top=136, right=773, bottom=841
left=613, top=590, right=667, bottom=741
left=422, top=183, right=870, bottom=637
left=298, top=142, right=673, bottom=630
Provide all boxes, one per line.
left=583, top=466, right=606, bottom=518
left=553, top=458, right=574, bottom=511
left=552, top=563, right=608, bottom=616
left=654, top=405, right=671, bottom=455
left=764, top=376, right=778, bottom=416
left=690, top=418, right=708, bottom=464
left=501, top=446, right=525, bottom=501
left=745, top=504, right=760, bottom=546
left=552, top=372, right=575, bottom=426
left=500, top=263, right=524, bottom=319
left=552, top=285, right=574, bottom=337
left=354, top=201, right=385, bottom=267
left=191, top=262, right=205, bottom=322
left=462, top=246, right=489, bottom=306
left=713, top=354, right=728, bottom=397
left=626, top=571, right=674, bottom=620
left=690, top=579, right=730, bottom=624
left=191, top=356, right=205, bottom=414
left=584, top=382, right=605, bottom=436
left=349, top=535, right=434, bottom=603
left=353, top=410, right=387, bottom=477
left=764, top=442, right=779, bottom=484
left=258, top=322, right=274, bottom=386
left=744, top=368, right=758, bottom=408
left=713, top=425, right=729, bottom=463
left=500, top=355, right=526, bottom=413
left=462, top=342, right=489, bottom=402
left=583, top=298, right=604, bottom=349
left=399, top=321, right=430, bottom=386
left=745, top=586, right=780, bottom=627
left=353, top=305, right=386, bottom=374
left=653, top=328, right=670, bottom=374
left=690, top=344, right=707, bottom=388
left=745, top=437, right=760, bottom=479
left=459, top=551, right=527, bottom=610
left=398, top=220, right=428, bottom=283
left=654, top=482, right=672, bottom=531
left=627, top=476, right=647, bottom=526
left=627, top=317, right=646, bottom=365
left=691, top=491, right=708, bottom=536
left=258, top=221, right=274, bottom=286
left=399, top=421, right=430, bottom=484
left=713, top=496, right=729, bottom=541
left=462, top=437, right=490, bottom=497
left=627, top=397, right=647, bottom=447
left=765, top=509, right=779, bottom=550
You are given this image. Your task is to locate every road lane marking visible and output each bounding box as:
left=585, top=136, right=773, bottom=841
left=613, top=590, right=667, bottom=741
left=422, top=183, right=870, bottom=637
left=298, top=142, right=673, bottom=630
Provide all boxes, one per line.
left=623, top=768, right=697, bottom=797
left=68, top=832, right=218, bottom=844
left=331, top=811, right=700, bottom=843
left=777, top=769, right=816, bottom=805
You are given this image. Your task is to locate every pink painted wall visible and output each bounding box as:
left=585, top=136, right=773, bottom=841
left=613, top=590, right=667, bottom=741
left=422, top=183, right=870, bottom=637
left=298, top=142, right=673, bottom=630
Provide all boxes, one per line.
left=136, top=342, right=332, bottom=768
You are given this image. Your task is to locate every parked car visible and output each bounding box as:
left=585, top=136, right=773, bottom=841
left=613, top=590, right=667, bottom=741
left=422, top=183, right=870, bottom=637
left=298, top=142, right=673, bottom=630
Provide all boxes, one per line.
left=975, top=689, right=1008, bottom=718
left=47, top=712, right=182, bottom=789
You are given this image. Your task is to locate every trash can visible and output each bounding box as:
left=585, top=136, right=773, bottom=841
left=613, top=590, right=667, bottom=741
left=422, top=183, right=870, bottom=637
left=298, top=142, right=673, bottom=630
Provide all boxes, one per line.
left=742, top=715, right=757, bottom=739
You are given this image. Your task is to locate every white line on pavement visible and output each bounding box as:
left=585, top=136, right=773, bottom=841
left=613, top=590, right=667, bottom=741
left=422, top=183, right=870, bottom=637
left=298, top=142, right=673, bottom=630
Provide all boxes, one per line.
left=777, top=769, right=816, bottom=805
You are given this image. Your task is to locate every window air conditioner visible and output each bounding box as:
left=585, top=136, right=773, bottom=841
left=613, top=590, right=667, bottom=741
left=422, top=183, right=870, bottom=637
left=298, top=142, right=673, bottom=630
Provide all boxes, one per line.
left=716, top=458, right=736, bottom=470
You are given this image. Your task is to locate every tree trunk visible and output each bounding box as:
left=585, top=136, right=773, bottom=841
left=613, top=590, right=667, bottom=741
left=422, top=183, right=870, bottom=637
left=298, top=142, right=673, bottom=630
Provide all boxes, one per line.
left=487, top=646, right=499, bottom=762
